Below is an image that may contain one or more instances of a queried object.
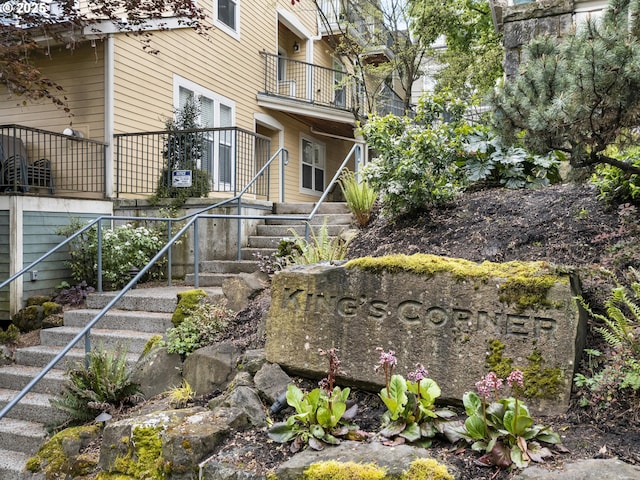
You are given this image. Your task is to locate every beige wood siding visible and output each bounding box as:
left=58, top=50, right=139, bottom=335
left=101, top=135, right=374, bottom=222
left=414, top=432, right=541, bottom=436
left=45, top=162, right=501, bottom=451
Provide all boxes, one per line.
left=0, top=43, right=105, bottom=141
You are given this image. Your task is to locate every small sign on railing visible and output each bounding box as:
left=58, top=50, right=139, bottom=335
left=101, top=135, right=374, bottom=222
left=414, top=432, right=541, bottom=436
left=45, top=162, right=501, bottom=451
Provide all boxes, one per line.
left=172, top=170, right=192, bottom=187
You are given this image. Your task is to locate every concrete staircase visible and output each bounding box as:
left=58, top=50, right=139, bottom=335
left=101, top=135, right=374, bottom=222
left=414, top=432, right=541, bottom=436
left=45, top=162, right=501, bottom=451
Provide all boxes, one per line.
left=0, top=202, right=353, bottom=479
left=0, top=286, right=223, bottom=480
left=187, top=202, right=353, bottom=287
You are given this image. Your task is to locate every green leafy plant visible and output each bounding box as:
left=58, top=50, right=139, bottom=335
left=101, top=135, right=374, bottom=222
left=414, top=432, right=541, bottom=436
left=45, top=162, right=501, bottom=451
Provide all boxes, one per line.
left=461, top=128, right=561, bottom=189
left=267, top=348, right=359, bottom=452
left=164, top=380, right=195, bottom=408
left=444, top=371, right=561, bottom=469
left=359, top=91, right=470, bottom=217
left=51, top=343, right=142, bottom=426
left=374, top=348, right=453, bottom=447
left=164, top=301, right=232, bottom=357
left=338, top=169, right=377, bottom=227
left=58, top=220, right=168, bottom=290
left=575, top=269, right=640, bottom=413
left=287, top=222, right=349, bottom=265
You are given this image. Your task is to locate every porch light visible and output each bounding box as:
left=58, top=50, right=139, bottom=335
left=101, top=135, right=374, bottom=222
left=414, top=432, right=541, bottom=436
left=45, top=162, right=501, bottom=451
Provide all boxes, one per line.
left=62, top=128, right=84, bottom=138
left=293, top=41, right=300, bottom=52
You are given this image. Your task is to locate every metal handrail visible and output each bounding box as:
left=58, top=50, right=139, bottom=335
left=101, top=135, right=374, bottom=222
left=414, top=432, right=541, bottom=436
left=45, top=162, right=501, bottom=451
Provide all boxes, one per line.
left=0, top=143, right=366, bottom=423
left=304, top=142, right=362, bottom=241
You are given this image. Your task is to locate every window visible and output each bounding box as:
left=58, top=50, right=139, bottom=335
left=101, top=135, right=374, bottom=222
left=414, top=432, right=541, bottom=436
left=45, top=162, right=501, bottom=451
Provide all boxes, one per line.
left=215, top=0, right=240, bottom=37
left=175, top=76, right=236, bottom=190
left=301, top=137, right=325, bottom=194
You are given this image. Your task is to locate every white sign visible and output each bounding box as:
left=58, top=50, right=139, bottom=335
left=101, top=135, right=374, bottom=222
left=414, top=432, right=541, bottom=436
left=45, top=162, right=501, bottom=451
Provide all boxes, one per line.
left=172, top=170, right=192, bottom=188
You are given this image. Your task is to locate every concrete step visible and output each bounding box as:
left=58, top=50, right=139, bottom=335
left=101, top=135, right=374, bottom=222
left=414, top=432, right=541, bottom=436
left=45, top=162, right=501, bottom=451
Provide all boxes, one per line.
left=264, top=213, right=353, bottom=226
left=0, top=389, right=66, bottom=425
left=183, top=273, right=235, bottom=287
left=256, top=224, right=348, bottom=237
left=0, top=448, right=28, bottom=480
left=0, top=365, right=65, bottom=394
left=63, top=309, right=173, bottom=333
left=273, top=202, right=350, bottom=215
left=15, top=345, right=140, bottom=369
left=0, top=418, right=49, bottom=454
left=40, top=327, right=157, bottom=355
left=85, top=286, right=222, bottom=312
left=240, top=248, right=276, bottom=261
left=197, top=260, right=258, bottom=274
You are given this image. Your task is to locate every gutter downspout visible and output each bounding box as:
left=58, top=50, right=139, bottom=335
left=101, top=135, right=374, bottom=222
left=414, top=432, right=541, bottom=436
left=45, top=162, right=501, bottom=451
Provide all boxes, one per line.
left=105, top=34, right=115, bottom=199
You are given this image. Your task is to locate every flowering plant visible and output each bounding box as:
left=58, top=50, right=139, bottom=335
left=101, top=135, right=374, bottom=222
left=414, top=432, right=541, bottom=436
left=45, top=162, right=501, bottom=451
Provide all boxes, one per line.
left=375, top=348, right=454, bottom=447
left=444, top=371, right=561, bottom=468
left=268, top=349, right=360, bottom=452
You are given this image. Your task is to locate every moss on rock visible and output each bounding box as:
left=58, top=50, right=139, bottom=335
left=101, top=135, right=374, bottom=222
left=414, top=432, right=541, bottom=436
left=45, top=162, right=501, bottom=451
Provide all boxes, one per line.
left=172, top=289, right=207, bottom=326
left=112, top=425, right=165, bottom=480
left=402, top=458, right=454, bottom=480
left=303, top=461, right=387, bottom=480
left=25, top=424, right=101, bottom=478
left=345, top=253, right=567, bottom=311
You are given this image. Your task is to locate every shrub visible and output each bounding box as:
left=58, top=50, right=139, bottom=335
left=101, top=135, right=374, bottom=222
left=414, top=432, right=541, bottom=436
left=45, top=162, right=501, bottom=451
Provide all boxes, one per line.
left=51, top=344, right=142, bottom=426
left=338, top=169, right=377, bottom=227
left=164, top=380, right=195, bottom=408
left=359, top=91, right=469, bottom=217
left=591, top=147, right=640, bottom=206
left=58, top=221, right=168, bottom=290
left=53, top=281, right=95, bottom=306
left=164, top=302, right=232, bottom=357
left=0, top=324, right=20, bottom=344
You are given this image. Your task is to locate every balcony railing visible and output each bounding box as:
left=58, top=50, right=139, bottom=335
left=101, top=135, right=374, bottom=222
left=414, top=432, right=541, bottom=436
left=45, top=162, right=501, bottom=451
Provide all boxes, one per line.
left=114, top=127, right=272, bottom=198
left=0, top=125, right=107, bottom=196
left=260, top=52, right=355, bottom=112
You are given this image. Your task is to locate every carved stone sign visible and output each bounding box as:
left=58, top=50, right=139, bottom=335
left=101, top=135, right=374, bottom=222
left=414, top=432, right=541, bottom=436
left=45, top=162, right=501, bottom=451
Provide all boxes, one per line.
left=265, top=255, right=587, bottom=415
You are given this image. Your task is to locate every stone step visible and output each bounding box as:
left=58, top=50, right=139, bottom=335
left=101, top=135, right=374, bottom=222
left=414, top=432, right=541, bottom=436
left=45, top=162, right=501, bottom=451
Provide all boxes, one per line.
left=0, top=389, right=66, bottom=425
left=0, top=418, right=49, bottom=454
left=264, top=213, right=353, bottom=226
left=15, top=345, right=140, bottom=369
left=0, top=448, right=28, bottom=480
left=256, top=224, right=348, bottom=237
left=85, top=286, right=222, bottom=312
left=240, top=248, right=276, bottom=261
left=40, top=326, right=157, bottom=355
left=0, top=365, right=65, bottom=394
left=63, top=309, right=173, bottom=333
left=273, top=202, right=350, bottom=215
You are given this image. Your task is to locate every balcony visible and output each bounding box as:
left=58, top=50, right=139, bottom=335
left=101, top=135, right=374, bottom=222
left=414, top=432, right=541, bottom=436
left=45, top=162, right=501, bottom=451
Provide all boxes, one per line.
left=257, top=52, right=356, bottom=137
left=114, top=127, right=272, bottom=198
left=0, top=125, right=106, bottom=197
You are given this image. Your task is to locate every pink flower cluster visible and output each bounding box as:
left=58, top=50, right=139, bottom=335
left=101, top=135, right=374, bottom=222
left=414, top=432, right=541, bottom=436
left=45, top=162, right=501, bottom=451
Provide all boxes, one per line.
left=507, top=370, right=525, bottom=389
left=475, top=372, right=504, bottom=399
left=407, top=363, right=428, bottom=382
left=374, top=347, right=397, bottom=374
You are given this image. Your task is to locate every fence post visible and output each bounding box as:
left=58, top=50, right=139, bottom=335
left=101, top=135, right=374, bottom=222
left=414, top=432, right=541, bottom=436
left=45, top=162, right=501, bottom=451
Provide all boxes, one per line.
left=97, top=219, right=103, bottom=293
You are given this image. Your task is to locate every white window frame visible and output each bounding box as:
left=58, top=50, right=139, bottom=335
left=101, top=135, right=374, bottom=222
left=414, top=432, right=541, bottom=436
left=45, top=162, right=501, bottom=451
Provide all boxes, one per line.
left=299, top=135, right=326, bottom=196
left=173, top=75, right=237, bottom=190
left=214, top=0, right=240, bottom=40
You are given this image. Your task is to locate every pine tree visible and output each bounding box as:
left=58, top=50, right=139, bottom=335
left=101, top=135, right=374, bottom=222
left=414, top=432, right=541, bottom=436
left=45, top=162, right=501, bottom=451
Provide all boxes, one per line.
left=491, top=0, right=640, bottom=175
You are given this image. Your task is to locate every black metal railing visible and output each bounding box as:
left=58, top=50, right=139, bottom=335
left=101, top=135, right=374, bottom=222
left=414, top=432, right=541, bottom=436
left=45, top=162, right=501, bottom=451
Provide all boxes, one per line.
left=114, top=127, right=272, bottom=198
left=376, top=85, right=414, bottom=117
left=0, top=124, right=107, bottom=196
left=260, top=52, right=355, bottom=111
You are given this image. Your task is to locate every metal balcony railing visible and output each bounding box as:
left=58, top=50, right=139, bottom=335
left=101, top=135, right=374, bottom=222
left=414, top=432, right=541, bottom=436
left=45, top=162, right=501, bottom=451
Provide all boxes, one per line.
left=0, top=124, right=107, bottom=196
left=114, top=127, right=272, bottom=198
left=260, top=52, right=355, bottom=112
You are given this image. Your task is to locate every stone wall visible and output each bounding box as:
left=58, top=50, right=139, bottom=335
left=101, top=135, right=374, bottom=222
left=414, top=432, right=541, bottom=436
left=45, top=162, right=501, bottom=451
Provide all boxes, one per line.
left=265, top=255, right=587, bottom=415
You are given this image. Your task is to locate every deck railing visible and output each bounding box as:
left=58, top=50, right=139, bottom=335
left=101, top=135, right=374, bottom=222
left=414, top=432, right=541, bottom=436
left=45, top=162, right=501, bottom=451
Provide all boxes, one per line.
left=0, top=124, right=107, bottom=196
left=260, top=52, right=355, bottom=112
left=114, top=127, right=272, bottom=198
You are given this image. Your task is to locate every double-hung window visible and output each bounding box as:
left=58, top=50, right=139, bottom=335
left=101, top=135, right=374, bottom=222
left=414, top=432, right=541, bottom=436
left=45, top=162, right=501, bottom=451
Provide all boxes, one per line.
left=301, top=137, right=325, bottom=195
left=215, top=0, right=240, bottom=38
left=175, top=76, right=235, bottom=191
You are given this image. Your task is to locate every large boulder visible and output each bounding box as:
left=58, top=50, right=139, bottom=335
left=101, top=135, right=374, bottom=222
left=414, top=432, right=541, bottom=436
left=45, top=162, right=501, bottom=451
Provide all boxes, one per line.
left=131, top=346, right=183, bottom=399
left=182, top=341, right=240, bottom=396
left=265, top=255, right=587, bottom=415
